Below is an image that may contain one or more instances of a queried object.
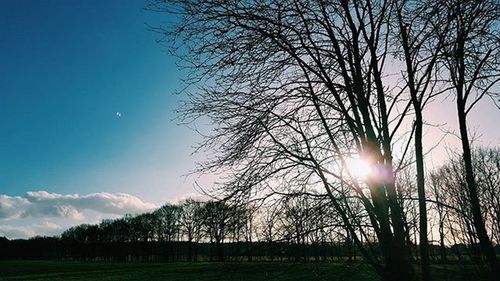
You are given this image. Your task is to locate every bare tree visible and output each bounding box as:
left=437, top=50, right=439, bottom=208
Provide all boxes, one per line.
left=201, top=200, right=235, bottom=261
left=147, top=0, right=440, bottom=279
left=436, top=0, right=500, bottom=276
left=179, top=199, right=204, bottom=261
left=392, top=1, right=451, bottom=279
left=155, top=204, right=181, bottom=242
left=429, top=173, right=450, bottom=262
left=281, top=195, right=313, bottom=262
left=473, top=148, right=500, bottom=245
left=429, top=146, right=500, bottom=275
left=148, top=0, right=500, bottom=279
left=257, top=203, right=282, bottom=261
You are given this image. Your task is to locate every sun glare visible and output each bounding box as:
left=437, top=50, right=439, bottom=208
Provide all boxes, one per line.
left=345, top=157, right=373, bottom=180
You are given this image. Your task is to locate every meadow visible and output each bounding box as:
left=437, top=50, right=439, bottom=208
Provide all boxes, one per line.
left=0, top=261, right=487, bottom=281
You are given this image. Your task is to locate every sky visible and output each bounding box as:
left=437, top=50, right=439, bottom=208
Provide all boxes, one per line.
left=0, top=0, right=208, bottom=239
left=0, top=0, right=499, bottom=239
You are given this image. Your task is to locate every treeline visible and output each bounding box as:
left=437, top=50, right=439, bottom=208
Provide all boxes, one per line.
left=1, top=148, right=499, bottom=263
left=0, top=234, right=485, bottom=263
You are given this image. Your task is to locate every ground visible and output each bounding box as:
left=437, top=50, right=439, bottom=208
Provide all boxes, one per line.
left=0, top=261, right=487, bottom=281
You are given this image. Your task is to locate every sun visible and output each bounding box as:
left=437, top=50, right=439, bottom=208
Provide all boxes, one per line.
left=344, top=157, right=373, bottom=180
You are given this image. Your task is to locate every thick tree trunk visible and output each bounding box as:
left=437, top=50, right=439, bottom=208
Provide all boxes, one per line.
left=380, top=235, right=414, bottom=281
left=379, top=168, right=415, bottom=281
left=369, top=180, right=414, bottom=281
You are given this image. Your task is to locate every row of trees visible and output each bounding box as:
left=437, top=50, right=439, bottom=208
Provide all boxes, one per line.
left=146, top=0, right=500, bottom=280
left=3, top=148, right=497, bottom=269
left=60, top=199, right=235, bottom=262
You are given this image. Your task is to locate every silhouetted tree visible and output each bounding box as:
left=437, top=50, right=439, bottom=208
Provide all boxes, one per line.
left=149, top=0, right=439, bottom=279
left=392, top=1, right=452, bottom=278
left=435, top=0, right=500, bottom=277
left=179, top=199, right=204, bottom=261
left=201, top=200, right=234, bottom=261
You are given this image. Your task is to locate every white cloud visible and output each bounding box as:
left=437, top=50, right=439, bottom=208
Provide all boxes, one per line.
left=0, top=225, right=33, bottom=239
left=0, top=191, right=158, bottom=221
left=0, top=195, right=29, bottom=219
left=33, top=221, right=63, bottom=233
left=168, top=192, right=208, bottom=204
left=0, top=221, right=64, bottom=239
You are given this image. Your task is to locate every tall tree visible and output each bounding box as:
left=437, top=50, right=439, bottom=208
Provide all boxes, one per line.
left=148, top=0, right=443, bottom=279
left=149, top=0, right=500, bottom=279
left=438, top=0, right=500, bottom=277
left=392, top=1, right=450, bottom=279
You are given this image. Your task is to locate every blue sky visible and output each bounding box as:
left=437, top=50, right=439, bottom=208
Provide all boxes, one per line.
left=0, top=0, right=194, bottom=197
left=0, top=0, right=208, bottom=238
left=0, top=0, right=499, bottom=239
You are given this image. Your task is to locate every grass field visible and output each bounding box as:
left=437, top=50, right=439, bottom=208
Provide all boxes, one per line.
left=0, top=261, right=487, bottom=281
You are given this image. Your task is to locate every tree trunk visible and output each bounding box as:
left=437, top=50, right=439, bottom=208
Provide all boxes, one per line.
left=216, top=240, right=224, bottom=262
left=382, top=237, right=415, bottom=281
left=398, top=18, right=432, bottom=280
left=457, top=107, right=499, bottom=278
left=187, top=238, right=192, bottom=262
left=415, top=112, right=431, bottom=281
left=439, top=216, right=447, bottom=263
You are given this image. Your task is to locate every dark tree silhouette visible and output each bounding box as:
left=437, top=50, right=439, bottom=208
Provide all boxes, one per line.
left=179, top=199, right=204, bottom=261
left=392, top=1, right=451, bottom=279
left=436, top=0, right=500, bottom=277
left=147, top=0, right=444, bottom=279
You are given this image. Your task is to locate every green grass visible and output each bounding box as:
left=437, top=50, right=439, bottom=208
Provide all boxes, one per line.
left=0, top=261, right=378, bottom=281
left=0, top=261, right=488, bottom=281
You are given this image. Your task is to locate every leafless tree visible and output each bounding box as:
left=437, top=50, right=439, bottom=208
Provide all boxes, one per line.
left=392, top=1, right=451, bottom=279
left=429, top=147, right=500, bottom=274
left=257, top=203, right=282, bottom=260
left=428, top=173, right=450, bottom=262
left=179, top=199, right=204, bottom=261
left=148, top=0, right=427, bottom=279
left=473, top=148, right=500, bottom=245
left=435, top=0, right=500, bottom=276
left=148, top=0, right=499, bottom=280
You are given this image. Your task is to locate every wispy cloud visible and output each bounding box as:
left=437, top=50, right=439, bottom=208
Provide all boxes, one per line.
left=0, top=191, right=157, bottom=221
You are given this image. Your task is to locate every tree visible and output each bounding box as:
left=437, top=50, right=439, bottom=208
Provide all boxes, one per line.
left=179, top=199, right=204, bottom=261
left=155, top=203, right=181, bottom=261
left=473, top=148, right=500, bottom=245
left=150, top=0, right=427, bottom=279
left=155, top=203, right=182, bottom=242
left=392, top=1, right=451, bottom=279
left=257, top=203, right=282, bottom=261
left=437, top=0, right=500, bottom=276
left=429, top=147, right=500, bottom=272
left=281, top=195, right=313, bottom=262
left=201, top=200, right=234, bottom=261
left=428, top=173, right=450, bottom=262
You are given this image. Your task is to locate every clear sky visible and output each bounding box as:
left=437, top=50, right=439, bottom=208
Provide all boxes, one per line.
left=0, top=0, right=207, bottom=238
left=0, top=0, right=499, bottom=239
